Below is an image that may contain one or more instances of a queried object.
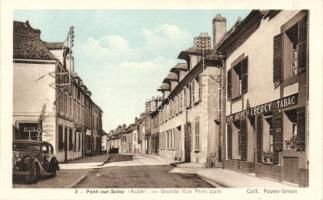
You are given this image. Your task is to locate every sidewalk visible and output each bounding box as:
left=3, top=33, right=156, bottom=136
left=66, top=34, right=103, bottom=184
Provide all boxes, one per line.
left=196, top=168, right=294, bottom=188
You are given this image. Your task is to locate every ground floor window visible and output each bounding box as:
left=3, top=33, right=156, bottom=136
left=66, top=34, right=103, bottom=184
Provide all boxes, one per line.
left=15, top=122, right=40, bottom=140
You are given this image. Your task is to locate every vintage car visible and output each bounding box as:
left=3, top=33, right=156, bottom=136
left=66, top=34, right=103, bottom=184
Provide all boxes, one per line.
left=12, top=140, right=60, bottom=183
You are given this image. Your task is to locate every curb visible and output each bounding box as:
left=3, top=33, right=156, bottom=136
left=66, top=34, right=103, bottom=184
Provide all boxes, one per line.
left=197, top=173, right=228, bottom=188
left=65, top=172, right=89, bottom=188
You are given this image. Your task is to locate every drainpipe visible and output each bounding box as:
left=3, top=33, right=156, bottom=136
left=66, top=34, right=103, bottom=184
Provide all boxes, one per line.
left=220, top=54, right=226, bottom=166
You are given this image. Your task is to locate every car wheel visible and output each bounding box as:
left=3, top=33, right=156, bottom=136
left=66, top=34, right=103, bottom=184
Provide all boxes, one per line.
left=25, top=163, right=39, bottom=184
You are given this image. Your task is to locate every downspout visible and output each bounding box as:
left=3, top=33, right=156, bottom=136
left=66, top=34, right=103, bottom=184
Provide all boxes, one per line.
left=220, top=54, right=227, bottom=166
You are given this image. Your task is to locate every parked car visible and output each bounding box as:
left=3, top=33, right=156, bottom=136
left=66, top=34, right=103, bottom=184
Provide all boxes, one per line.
left=12, top=140, right=60, bottom=184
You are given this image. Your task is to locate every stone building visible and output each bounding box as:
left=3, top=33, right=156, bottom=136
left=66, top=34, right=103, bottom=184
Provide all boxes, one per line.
left=13, top=21, right=103, bottom=162
left=217, top=10, right=309, bottom=186
left=155, top=22, right=225, bottom=164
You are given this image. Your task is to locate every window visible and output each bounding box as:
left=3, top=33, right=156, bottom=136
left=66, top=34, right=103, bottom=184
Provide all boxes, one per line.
left=58, top=125, right=64, bottom=151
left=69, top=128, right=73, bottom=150
left=273, top=12, right=307, bottom=86
left=191, top=81, right=195, bottom=104
left=195, top=120, right=200, bottom=151
left=228, top=57, right=248, bottom=99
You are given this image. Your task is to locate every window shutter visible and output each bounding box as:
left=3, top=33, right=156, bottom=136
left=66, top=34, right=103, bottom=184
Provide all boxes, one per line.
left=256, top=115, right=263, bottom=163
left=240, top=119, right=248, bottom=161
left=241, top=58, right=248, bottom=93
left=296, top=107, right=305, bottom=151
left=273, top=33, right=283, bottom=87
left=227, top=123, right=232, bottom=159
left=297, top=16, right=307, bottom=72
left=227, top=69, right=232, bottom=99
left=273, top=111, right=283, bottom=164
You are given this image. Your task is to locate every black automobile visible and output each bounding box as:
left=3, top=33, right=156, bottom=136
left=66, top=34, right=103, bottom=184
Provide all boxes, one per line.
left=13, top=140, right=60, bottom=183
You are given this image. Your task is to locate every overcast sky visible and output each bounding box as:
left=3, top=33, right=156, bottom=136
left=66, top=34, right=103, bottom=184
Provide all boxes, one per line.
left=14, top=10, right=250, bottom=131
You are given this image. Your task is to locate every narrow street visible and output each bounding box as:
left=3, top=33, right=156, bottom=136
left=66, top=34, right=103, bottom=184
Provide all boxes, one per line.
left=13, top=154, right=213, bottom=188
left=76, top=165, right=212, bottom=188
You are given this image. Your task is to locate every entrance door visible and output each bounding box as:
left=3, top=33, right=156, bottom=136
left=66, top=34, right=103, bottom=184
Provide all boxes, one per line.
left=184, top=123, right=191, bottom=162
left=283, top=156, right=299, bottom=184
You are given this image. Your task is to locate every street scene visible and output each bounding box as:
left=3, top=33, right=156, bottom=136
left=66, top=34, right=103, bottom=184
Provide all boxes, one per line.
left=12, top=9, right=309, bottom=188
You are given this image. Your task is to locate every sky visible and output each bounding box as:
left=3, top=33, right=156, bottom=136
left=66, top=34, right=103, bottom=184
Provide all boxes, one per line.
left=14, top=10, right=250, bottom=132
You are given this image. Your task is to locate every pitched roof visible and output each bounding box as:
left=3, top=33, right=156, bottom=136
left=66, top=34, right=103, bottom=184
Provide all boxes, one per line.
left=170, top=63, right=188, bottom=73
left=157, top=83, right=170, bottom=91
left=44, top=42, right=65, bottom=50
left=163, top=72, right=178, bottom=83
left=13, top=21, right=56, bottom=60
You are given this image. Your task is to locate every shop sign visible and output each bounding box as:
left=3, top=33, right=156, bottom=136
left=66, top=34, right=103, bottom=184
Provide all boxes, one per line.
left=226, top=93, right=298, bottom=122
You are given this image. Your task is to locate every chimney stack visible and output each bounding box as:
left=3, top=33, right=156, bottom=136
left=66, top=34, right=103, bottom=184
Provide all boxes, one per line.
left=212, top=14, right=227, bottom=48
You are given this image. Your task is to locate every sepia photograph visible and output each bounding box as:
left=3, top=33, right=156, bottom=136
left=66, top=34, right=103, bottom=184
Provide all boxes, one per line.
left=0, top=0, right=322, bottom=200
left=11, top=8, right=309, bottom=188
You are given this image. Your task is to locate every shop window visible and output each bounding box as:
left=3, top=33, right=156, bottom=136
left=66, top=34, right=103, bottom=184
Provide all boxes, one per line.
left=16, top=123, right=40, bottom=140
left=273, top=12, right=307, bottom=86
left=263, top=114, right=274, bottom=163
left=284, top=108, right=305, bottom=151
left=58, top=126, right=64, bottom=151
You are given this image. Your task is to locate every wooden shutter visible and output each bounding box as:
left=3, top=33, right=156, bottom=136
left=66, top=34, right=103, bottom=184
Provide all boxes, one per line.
left=296, top=107, right=305, bottom=151
left=273, top=111, right=283, bottom=164
left=297, top=16, right=307, bottom=72
left=273, top=33, right=283, bottom=87
left=241, top=58, right=248, bottom=93
left=240, top=119, right=248, bottom=161
left=256, top=115, right=263, bottom=163
left=227, top=69, right=232, bottom=99
left=227, top=123, right=232, bottom=159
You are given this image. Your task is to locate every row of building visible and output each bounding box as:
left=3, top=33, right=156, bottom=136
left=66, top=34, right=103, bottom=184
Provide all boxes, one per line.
left=13, top=21, right=103, bottom=162
left=104, top=10, right=309, bottom=187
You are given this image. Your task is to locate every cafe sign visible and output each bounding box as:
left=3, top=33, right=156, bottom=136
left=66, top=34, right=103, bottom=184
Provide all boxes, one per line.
left=226, top=93, right=298, bottom=122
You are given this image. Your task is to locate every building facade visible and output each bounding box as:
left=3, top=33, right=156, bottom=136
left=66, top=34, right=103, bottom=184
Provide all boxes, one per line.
left=155, top=30, right=224, bottom=165
left=13, top=21, right=103, bottom=162
left=217, top=10, right=309, bottom=186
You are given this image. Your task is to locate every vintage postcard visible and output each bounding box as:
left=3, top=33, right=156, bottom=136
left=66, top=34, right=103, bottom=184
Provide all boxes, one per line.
left=0, top=0, right=322, bottom=200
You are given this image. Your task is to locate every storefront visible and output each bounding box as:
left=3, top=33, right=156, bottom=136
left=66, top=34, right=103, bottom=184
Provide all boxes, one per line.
left=225, top=93, right=308, bottom=186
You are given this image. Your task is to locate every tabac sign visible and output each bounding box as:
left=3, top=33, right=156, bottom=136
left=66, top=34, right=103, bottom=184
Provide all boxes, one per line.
left=226, top=93, right=298, bottom=122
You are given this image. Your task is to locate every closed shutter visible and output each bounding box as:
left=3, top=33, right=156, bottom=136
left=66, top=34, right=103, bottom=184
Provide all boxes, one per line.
left=297, top=16, right=307, bottom=72
left=273, top=33, right=283, bottom=87
left=273, top=112, right=283, bottom=164
left=227, top=123, right=232, bottom=159
left=227, top=69, right=232, bottom=99
left=296, top=107, right=306, bottom=151
left=256, top=115, right=263, bottom=163
left=240, top=119, right=248, bottom=161
left=241, top=58, right=248, bottom=93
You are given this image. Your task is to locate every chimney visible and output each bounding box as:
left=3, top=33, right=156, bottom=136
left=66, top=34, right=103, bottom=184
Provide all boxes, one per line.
left=212, top=14, right=227, bottom=48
